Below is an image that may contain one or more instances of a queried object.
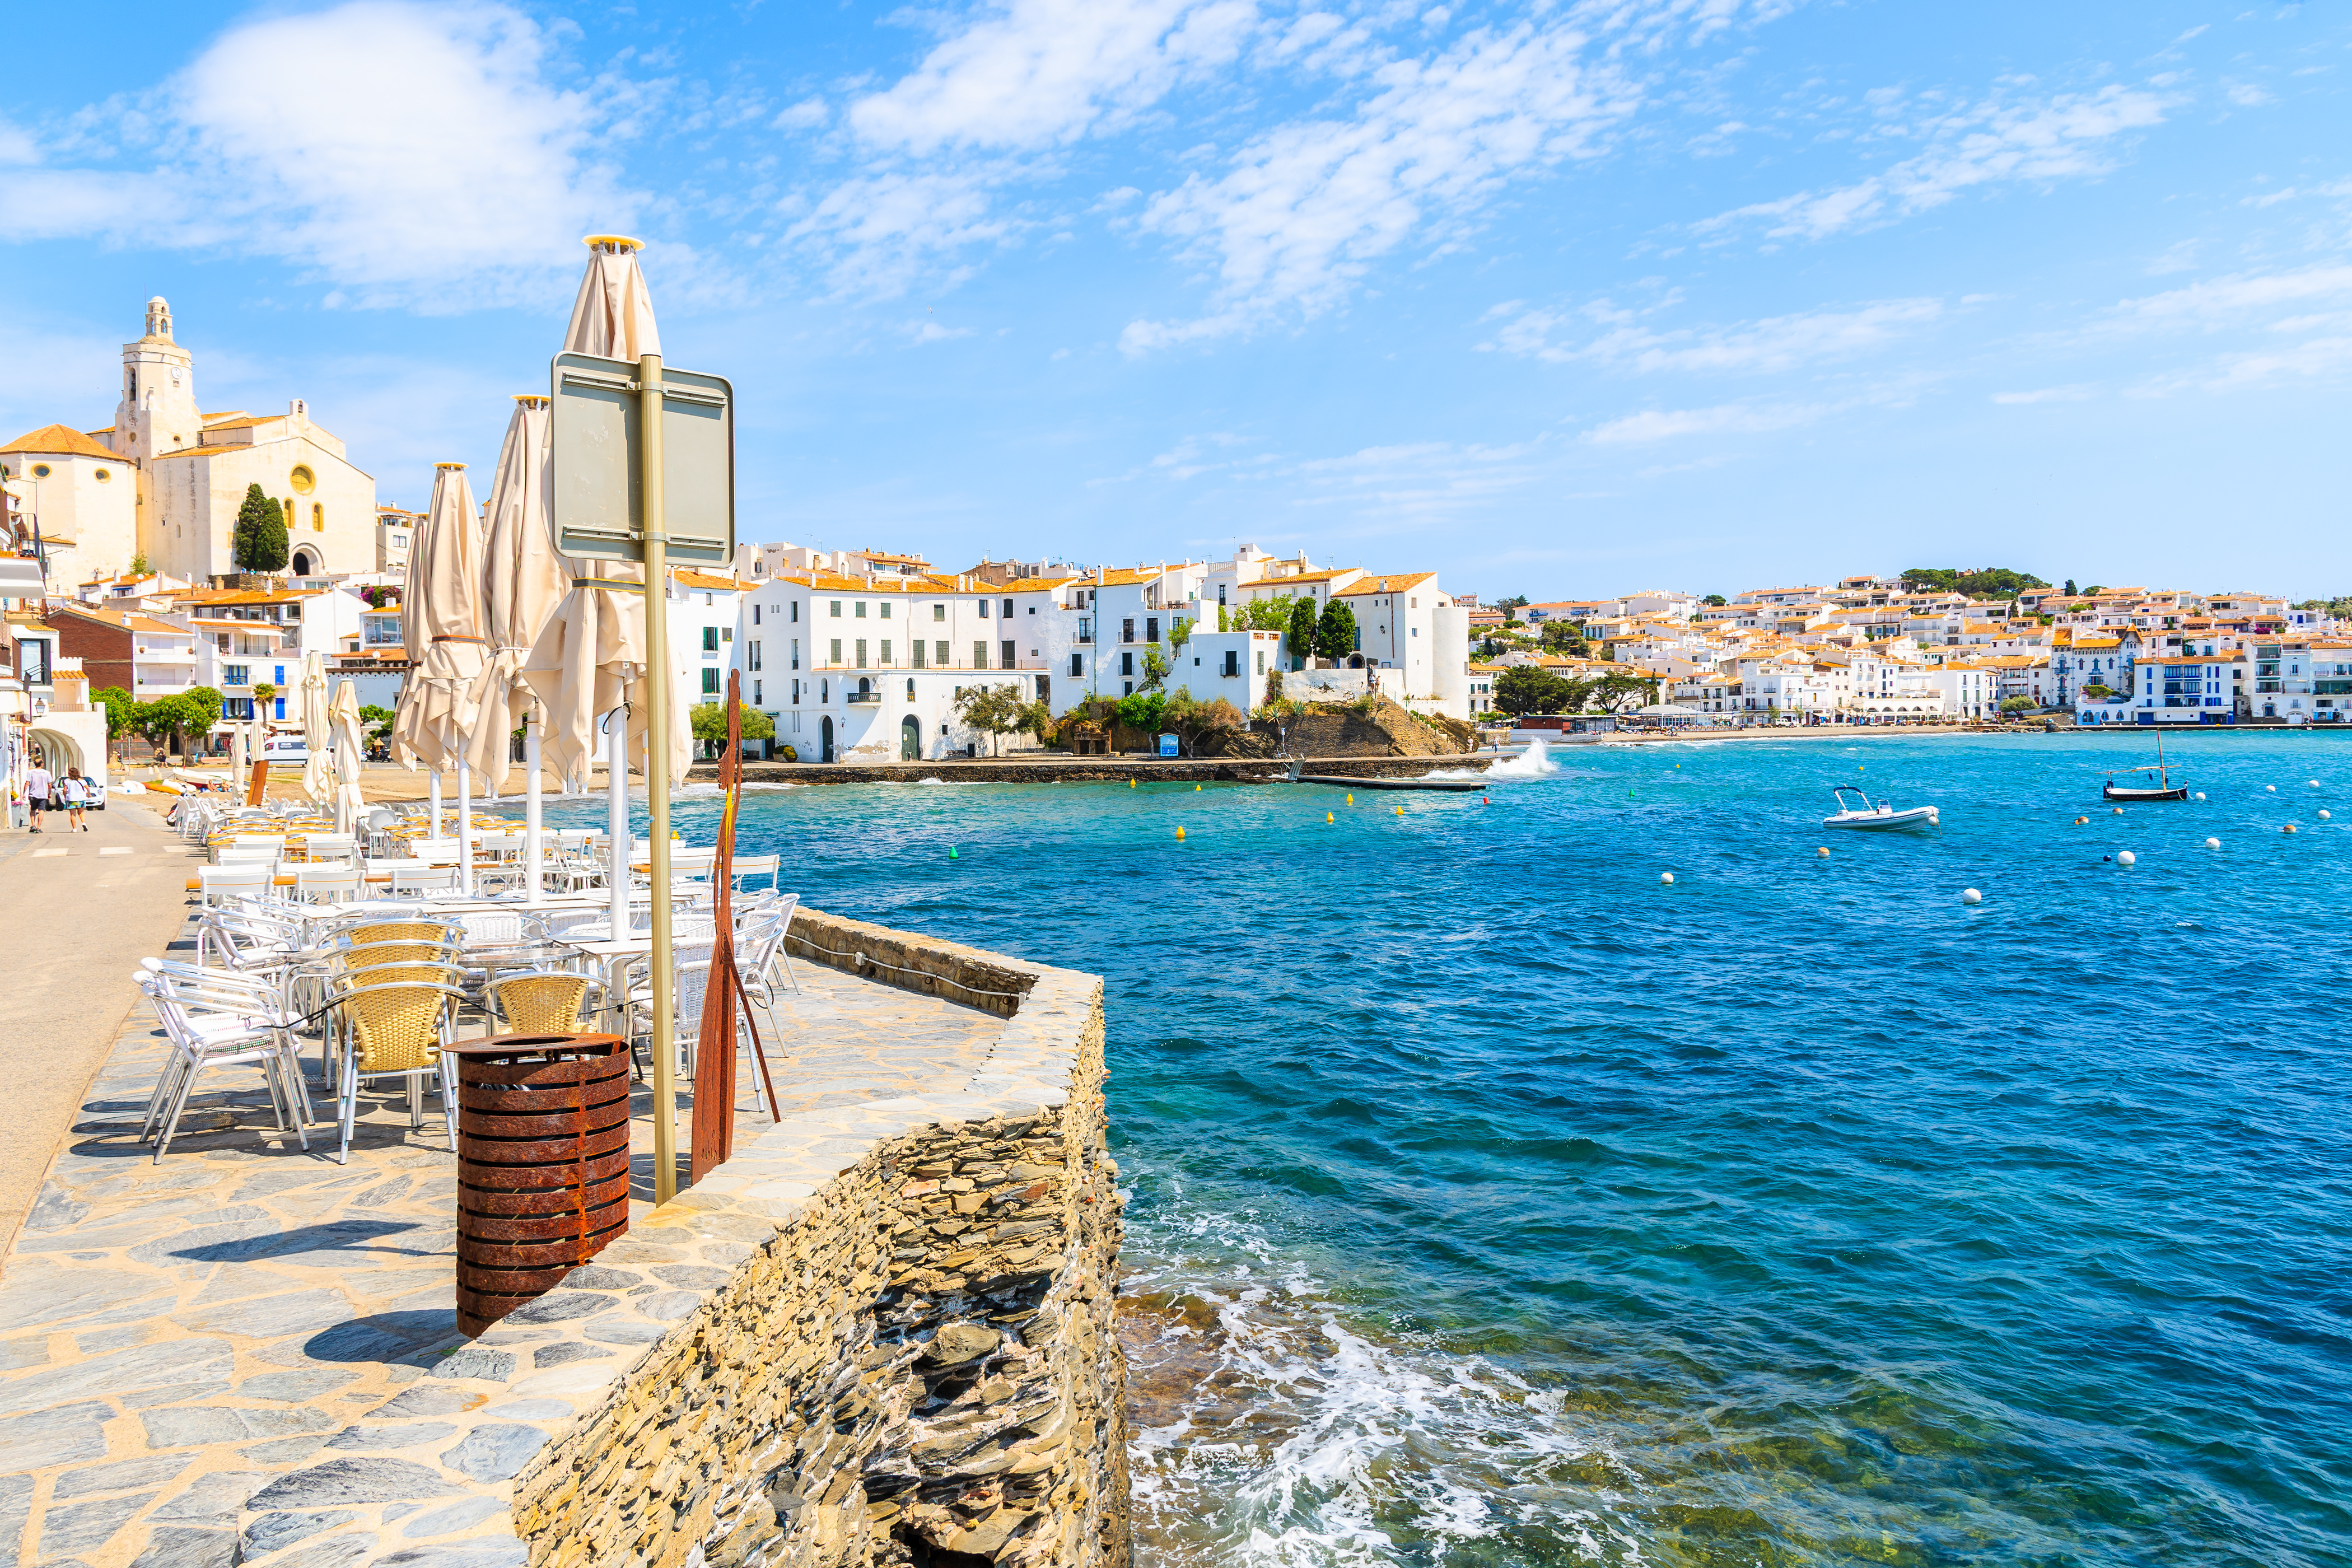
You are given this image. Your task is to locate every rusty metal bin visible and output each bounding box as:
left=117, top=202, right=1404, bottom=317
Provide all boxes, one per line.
left=449, top=1033, right=632, bottom=1338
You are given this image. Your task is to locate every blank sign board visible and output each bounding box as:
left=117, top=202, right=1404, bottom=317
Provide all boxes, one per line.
left=549, top=351, right=735, bottom=567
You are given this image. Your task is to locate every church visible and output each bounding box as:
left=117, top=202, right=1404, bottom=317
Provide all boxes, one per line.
left=0, top=297, right=376, bottom=586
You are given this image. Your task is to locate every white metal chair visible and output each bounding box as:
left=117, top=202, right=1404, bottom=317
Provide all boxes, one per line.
left=294, top=864, right=362, bottom=904
left=199, top=865, right=273, bottom=906
left=297, top=833, right=359, bottom=864
left=136, top=964, right=314, bottom=1161
left=730, top=853, right=782, bottom=893
left=388, top=862, right=459, bottom=895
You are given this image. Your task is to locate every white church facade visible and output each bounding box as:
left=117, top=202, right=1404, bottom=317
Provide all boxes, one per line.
left=0, top=297, right=375, bottom=586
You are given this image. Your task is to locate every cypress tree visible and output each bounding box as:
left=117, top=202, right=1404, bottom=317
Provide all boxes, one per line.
left=1286, top=596, right=1318, bottom=668
left=1314, top=600, right=1357, bottom=661
left=233, top=483, right=290, bottom=572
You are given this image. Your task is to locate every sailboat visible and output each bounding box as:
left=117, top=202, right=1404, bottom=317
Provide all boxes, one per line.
left=2103, top=729, right=2188, bottom=801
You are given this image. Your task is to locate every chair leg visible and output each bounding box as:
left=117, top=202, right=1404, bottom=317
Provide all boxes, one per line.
left=336, top=1051, right=357, bottom=1165
left=153, top=1058, right=203, bottom=1163
left=283, top=1041, right=316, bottom=1134
left=142, top=1051, right=189, bottom=1142
left=438, top=1056, right=460, bottom=1151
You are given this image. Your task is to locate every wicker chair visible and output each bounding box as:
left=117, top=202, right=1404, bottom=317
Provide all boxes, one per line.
left=345, top=920, right=463, bottom=948
left=484, top=972, right=606, bottom=1036
left=327, top=964, right=466, bottom=1165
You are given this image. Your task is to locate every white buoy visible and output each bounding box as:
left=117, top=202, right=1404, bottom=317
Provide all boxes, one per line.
left=2194, top=792, right=2206, bottom=801
left=1660, top=872, right=1674, bottom=884
left=2266, top=785, right=2276, bottom=793
left=1961, top=888, right=1982, bottom=905
left=2321, top=810, right=2333, bottom=820
left=2309, top=780, right=2321, bottom=787
left=2116, top=851, right=2136, bottom=866
left=2205, top=837, right=2220, bottom=849
left=1817, top=846, right=1830, bottom=858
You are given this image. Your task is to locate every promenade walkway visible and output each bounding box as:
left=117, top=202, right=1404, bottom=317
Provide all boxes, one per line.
left=0, top=922, right=1006, bottom=1567
left=0, top=797, right=199, bottom=1259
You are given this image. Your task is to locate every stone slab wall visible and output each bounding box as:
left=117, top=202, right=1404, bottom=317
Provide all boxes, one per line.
left=234, top=916, right=1126, bottom=1568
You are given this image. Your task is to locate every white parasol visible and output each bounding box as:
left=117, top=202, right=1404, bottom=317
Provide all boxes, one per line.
left=390, top=462, right=487, bottom=887
left=298, top=651, right=333, bottom=804
left=328, top=677, right=366, bottom=834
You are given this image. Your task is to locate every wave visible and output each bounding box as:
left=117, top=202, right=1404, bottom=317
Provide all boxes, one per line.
left=1424, top=738, right=1563, bottom=782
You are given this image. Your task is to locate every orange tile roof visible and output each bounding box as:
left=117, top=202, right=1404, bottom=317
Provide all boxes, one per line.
left=1337, top=572, right=1439, bottom=596
left=48, top=604, right=193, bottom=637
left=199, top=414, right=278, bottom=432
left=670, top=568, right=745, bottom=592
left=2, top=423, right=120, bottom=461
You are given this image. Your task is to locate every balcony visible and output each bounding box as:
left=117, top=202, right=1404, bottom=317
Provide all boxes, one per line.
left=845, top=692, right=883, bottom=705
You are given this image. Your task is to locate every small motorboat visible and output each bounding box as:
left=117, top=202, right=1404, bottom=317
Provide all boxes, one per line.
left=1822, top=785, right=1939, bottom=832
left=2103, top=729, right=2187, bottom=801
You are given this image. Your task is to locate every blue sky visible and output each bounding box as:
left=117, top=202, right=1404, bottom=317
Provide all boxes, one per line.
left=3, top=0, right=2346, bottom=599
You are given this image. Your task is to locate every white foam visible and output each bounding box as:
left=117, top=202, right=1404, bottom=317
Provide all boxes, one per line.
left=1424, top=737, right=1563, bottom=782
left=1123, top=1185, right=1646, bottom=1566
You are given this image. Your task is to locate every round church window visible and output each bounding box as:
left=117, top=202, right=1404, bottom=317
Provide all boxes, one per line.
left=31, top=464, right=50, bottom=478
left=290, top=465, right=316, bottom=494
left=95, top=468, right=111, bottom=482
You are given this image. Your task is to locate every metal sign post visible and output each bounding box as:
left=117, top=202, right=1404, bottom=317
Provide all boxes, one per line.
left=550, top=349, right=734, bottom=1206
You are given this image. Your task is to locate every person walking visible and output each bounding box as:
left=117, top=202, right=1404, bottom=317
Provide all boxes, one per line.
left=22, top=758, right=52, bottom=834
left=60, top=768, right=90, bottom=833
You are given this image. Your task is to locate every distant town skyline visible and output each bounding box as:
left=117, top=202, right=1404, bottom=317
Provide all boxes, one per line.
left=2, top=0, right=2346, bottom=597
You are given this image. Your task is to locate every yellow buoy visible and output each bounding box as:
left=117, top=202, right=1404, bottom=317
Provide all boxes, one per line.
left=1195, top=783, right=1202, bottom=791
left=1129, top=778, right=1136, bottom=788
left=1176, top=826, right=1186, bottom=839
left=1346, top=793, right=1354, bottom=805
left=1326, top=811, right=1334, bottom=823
left=1394, top=804, right=1404, bottom=816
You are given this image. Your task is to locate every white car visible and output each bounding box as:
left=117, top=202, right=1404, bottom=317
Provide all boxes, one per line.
left=262, top=736, right=311, bottom=763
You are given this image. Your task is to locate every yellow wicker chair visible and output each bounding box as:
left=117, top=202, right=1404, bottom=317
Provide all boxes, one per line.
left=345, top=921, right=462, bottom=948
left=328, top=964, right=466, bottom=1165
left=484, top=972, right=605, bottom=1037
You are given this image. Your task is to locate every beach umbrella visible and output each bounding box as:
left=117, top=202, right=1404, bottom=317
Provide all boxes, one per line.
left=520, top=237, right=690, bottom=885
left=391, top=462, right=487, bottom=886
left=328, top=678, right=366, bottom=836
left=298, top=651, right=332, bottom=805
left=465, top=394, right=567, bottom=899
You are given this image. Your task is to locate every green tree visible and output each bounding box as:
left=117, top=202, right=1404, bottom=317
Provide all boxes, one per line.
left=92, top=685, right=136, bottom=764
left=1111, top=690, right=1168, bottom=739
left=1160, top=690, right=1244, bottom=757
left=1493, top=666, right=1570, bottom=715
left=1900, top=567, right=2050, bottom=599
left=1286, top=596, right=1319, bottom=668
left=1137, top=644, right=1172, bottom=692
left=2062, top=578, right=2078, bottom=596
left=1702, top=594, right=1728, bottom=607
left=1593, top=673, right=1656, bottom=712
left=1167, top=615, right=1192, bottom=652
left=690, top=701, right=776, bottom=758
left=1999, top=695, right=2034, bottom=713
left=127, top=551, right=151, bottom=577
left=181, top=685, right=224, bottom=732
left=1233, top=595, right=1298, bottom=632
left=359, top=703, right=396, bottom=735
left=1314, top=600, right=1358, bottom=661
left=953, top=683, right=1043, bottom=756
left=232, top=483, right=290, bottom=573
left=1215, top=603, right=1230, bottom=633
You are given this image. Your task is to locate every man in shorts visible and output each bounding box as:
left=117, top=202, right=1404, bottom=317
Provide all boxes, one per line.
left=22, top=759, right=52, bottom=833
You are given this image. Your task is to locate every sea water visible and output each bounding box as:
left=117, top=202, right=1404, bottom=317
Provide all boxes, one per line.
left=577, top=733, right=2352, bottom=1567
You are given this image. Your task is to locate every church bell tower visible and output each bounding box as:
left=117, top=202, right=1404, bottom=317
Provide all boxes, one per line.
left=116, top=296, right=200, bottom=468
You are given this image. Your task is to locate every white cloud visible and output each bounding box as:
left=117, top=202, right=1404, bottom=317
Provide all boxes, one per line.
left=1484, top=297, right=1942, bottom=371
left=2112, top=264, right=2352, bottom=324
left=0, top=2, right=636, bottom=310
left=783, top=171, right=1015, bottom=299
left=1991, top=385, right=2096, bottom=404
left=1702, top=84, right=2174, bottom=241
left=850, top=0, right=1259, bottom=154
left=1121, top=18, right=1646, bottom=349
left=2225, top=83, right=2276, bottom=106
left=1583, top=401, right=1825, bottom=443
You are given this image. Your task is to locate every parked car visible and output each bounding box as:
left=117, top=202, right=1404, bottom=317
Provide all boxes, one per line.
left=263, top=736, right=311, bottom=763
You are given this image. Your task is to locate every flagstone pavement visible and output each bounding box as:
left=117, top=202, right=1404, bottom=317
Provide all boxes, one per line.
left=0, top=922, right=1009, bottom=1567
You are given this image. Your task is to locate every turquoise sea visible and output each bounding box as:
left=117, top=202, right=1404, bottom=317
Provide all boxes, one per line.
left=568, top=733, right=2351, bottom=1567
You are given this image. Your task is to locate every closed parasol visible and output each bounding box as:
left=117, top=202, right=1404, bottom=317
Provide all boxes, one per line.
left=298, top=651, right=332, bottom=805
left=391, top=462, right=487, bottom=886
left=328, top=677, right=366, bottom=834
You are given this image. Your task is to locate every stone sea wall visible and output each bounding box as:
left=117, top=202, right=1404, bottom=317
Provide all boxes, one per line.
left=237, top=911, right=1126, bottom=1568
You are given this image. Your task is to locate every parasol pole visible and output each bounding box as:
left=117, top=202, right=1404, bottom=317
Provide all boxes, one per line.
left=457, top=758, right=473, bottom=894
left=428, top=768, right=442, bottom=838
left=523, top=707, right=543, bottom=905
left=603, top=706, right=628, bottom=939
left=640, top=351, right=679, bottom=1205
